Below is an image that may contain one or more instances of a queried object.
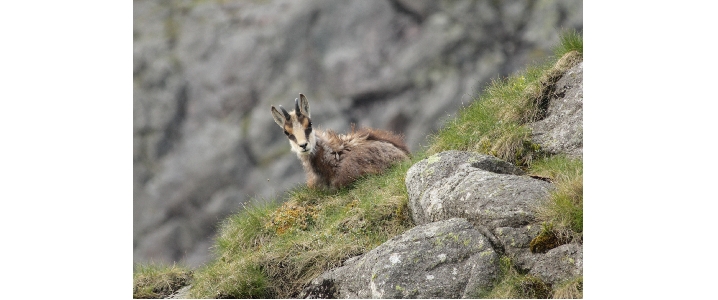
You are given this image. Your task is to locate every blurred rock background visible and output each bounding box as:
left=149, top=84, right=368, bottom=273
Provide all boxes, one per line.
left=133, top=0, right=582, bottom=267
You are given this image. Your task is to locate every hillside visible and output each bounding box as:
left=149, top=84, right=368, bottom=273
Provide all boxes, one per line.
left=133, top=32, right=583, bottom=299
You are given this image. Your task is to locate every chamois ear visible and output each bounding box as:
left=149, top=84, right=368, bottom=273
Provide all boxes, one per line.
left=271, top=105, right=287, bottom=128
left=298, top=93, right=310, bottom=117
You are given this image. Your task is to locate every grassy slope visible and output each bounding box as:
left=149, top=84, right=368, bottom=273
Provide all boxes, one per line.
left=133, top=30, right=583, bottom=299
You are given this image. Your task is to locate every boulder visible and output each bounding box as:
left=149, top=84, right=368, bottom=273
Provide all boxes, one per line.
left=529, top=243, right=583, bottom=285
left=405, top=150, right=552, bottom=228
left=301, top=218, right=499, bottom=299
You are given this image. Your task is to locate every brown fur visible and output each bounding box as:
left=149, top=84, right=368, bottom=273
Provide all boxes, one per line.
left=271, top=94, right=410, bottom=190
left=307, top=127, right=410, bottom=189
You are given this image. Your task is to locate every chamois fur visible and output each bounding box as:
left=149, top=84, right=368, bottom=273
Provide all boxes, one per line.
left=271, top=93, right=410, bottom=190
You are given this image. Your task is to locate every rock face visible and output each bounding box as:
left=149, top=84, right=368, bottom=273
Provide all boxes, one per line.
left=133, top=0, right=583, bottom=267
left=528, top=61, right=584, bottom=158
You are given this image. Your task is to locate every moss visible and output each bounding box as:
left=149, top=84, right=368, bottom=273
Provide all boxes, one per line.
left=529, top=223, right=561, bottom=254
left=479, top=250, right=494, bottom=257
left=422, top=166, right=435, bottom=177
left=265, top=201, right=319, bottom=235
left=517, top=275, right=552, bottom=299
left=426, top=153, right=442, bottom=164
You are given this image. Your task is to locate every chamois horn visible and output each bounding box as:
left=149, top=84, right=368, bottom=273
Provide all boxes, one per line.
left=295, top=97, right=302, bottom=116
left=279, top=105, right=290, bottom=120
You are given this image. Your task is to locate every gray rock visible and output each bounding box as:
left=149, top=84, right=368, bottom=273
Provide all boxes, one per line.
left=528, top=61, right=584, bottom=158
left=406, top=151, right=552, bottom=228
left=529, top=243, right=583, bottom=285
left=169, top=285, right=191, bottom=299
left=493, top=225, right=543, bottom=271
left=301, top=218, right=499, bottom=299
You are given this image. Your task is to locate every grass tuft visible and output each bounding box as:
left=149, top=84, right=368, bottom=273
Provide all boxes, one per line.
left=213, top=200, right=279, bottom=258
left=552, top=276, right=583, bottom=299
left=554, top=29, right=583, bottom=57
left=531, top=155, right=583, bottom=242
left=133, top=263, right=192, bottom=299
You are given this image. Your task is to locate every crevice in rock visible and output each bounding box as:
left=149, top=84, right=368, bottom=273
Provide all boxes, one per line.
left=529, top=175, right=552, bottom=183
left=240, top=140, right=258, bottom=166
left=386, top=0, right=424, bottom=25
left=348, top=83, right=412, bottom=110
left=475, top=225, right=505, bottom=256
left=530, top=78, right=558, bottom=123
left=470, top=160, right=524, bottom=175
left=156, top=83, right=189, bottom=158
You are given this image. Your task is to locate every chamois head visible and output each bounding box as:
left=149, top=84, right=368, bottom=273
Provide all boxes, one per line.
left=271, top=93, right=316, bottom=156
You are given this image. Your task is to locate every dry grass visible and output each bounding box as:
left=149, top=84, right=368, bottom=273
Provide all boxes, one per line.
left=133, top=263, right=192, bottom=299
left=552, top=276, right=583, bottom=299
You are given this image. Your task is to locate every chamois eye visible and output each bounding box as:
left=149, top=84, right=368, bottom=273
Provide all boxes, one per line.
left=283, top=130, right=289, bottom=136
left=308, top=121, right=312, bottom=127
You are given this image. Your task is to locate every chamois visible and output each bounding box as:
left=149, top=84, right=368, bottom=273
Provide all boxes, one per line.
left=271, top=94, right=410, bottom=190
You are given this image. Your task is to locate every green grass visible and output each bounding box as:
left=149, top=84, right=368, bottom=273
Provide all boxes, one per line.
left=554, top=29, right=583, bottom=57
left=530, top=155, right=583, bottom=238
left=133, top=30, right=583, bottom=299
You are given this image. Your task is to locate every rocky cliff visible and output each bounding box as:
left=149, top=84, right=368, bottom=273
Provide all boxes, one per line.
left=133, top=0, right=583, bottom=267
